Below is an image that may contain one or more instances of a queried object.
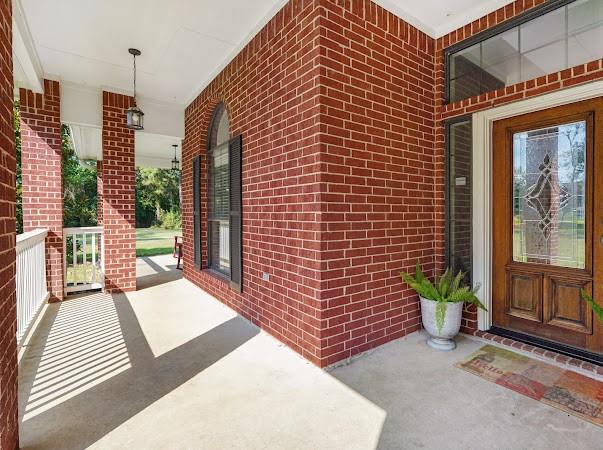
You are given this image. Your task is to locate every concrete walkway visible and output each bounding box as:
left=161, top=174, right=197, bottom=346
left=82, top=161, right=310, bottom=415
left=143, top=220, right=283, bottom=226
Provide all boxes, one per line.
left=18, top=255, right=603, bottom=449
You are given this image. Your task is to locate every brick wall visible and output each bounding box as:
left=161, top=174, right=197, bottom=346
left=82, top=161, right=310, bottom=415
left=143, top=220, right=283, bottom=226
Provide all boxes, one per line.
left=20, top=79, right=64, bottom=302
left=434, top=0, right=603, bottom=332
left=102, top=92, right=136, bottom=293
left=183, top=0, right=325, bottom=365
left=0, top=0, right=17, bottom=447
left=184, top=0, right=603, bottom=366
left=317, top=0, right=435, bottom=364
left=183, top=0, right=438, bottom=367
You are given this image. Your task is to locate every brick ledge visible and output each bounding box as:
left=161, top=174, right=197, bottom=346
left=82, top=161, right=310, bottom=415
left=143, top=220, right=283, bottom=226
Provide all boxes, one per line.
left=467, top=330, right=603, bottom=380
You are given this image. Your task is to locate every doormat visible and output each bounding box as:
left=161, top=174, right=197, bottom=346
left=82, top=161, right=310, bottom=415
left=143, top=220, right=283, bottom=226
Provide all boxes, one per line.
left=456, top=344, right=603, bottom=427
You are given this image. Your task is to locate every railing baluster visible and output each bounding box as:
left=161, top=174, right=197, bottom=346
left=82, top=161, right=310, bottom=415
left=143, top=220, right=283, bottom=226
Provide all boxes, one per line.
left=16, top=229, right=49, bottom=345
left=73, top=233, right=78, bottom=286
left=83, top=233, right=88, bottom=285
left=92, top=233, right=96, bottom=284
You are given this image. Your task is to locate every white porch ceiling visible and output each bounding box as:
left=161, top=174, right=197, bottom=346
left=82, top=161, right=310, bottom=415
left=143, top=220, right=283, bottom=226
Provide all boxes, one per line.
left=18, top=0, right=514, bottom=107
left=69, top=124, right=182, bottom=169
left=19, top=0, right=289, bottom=105
left=16, top=0, right=518, bottom=166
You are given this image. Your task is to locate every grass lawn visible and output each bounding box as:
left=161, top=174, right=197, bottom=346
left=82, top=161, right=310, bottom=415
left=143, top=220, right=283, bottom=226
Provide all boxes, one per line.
left=136, top=228, right=181, bottom=257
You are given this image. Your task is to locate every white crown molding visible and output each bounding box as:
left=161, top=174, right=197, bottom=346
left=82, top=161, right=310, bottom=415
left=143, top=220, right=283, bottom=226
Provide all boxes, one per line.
left=372, top=0, right=438, bottom=37
left=12, top=0, right=44, bottom=93
left=433, top=0, right=515, bottom=38
left=372, top=0, right=514, bottom=39
left=184, top=0, right=289, bottom=106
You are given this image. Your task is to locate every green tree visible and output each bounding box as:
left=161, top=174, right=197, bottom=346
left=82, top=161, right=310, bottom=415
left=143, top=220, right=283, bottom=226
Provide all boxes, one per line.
left=62, top=126, right=98, bottom=227
left=136, top=167, right=180, bottom=228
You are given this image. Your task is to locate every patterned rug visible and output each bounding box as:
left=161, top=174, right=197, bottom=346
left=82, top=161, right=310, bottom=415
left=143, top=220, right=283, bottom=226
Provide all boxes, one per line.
left=456, top=344, right=603, bottom=427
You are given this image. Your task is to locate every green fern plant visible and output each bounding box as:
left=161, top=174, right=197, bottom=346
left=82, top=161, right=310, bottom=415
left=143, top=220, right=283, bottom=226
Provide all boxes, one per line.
left=580, top=290, right=603, bottom=324
left=401, top=263, right=486, bottom=334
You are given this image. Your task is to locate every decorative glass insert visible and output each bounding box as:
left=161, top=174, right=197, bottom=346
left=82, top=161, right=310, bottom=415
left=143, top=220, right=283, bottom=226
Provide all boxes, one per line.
left=447, top=0, right=603, bottom=103
left=513, top=121, right=586, bottom=269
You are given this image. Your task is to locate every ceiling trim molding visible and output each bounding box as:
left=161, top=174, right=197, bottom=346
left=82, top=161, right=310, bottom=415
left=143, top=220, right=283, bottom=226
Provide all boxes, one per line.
left=372, top=0, right=438, bottom=37
left=13, top=0, right=44, bottom=93
left=372, top=0, right=514, bottom=39
left=184, top=0, right=289, bottom=106
left=432, top=0, right=515, bottom=38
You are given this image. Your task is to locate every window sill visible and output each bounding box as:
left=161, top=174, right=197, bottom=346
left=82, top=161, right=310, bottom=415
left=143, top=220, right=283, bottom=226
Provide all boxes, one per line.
left=202, top=268, right=241, bottom=294
left=203, top=268, right=230, bottom=284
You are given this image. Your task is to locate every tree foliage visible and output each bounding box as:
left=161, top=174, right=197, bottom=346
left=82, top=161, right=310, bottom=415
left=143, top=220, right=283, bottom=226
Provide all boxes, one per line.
left=136, top=167, right=181, bottom=228
left=62, top=126, right=98, bottom=227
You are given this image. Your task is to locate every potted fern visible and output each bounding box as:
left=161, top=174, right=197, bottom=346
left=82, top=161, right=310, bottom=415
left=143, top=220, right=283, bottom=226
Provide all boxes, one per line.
left=580, top=290, right=603, bottom=324
left=401, top=263, right=486, bottom=351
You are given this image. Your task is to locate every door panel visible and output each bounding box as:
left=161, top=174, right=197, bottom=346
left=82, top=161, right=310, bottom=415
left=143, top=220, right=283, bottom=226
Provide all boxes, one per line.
left=507, top=270, right=542, bottom=322
left=492, top=97, right=603, bottom=355
left=546, top=276, right=592, bottom=334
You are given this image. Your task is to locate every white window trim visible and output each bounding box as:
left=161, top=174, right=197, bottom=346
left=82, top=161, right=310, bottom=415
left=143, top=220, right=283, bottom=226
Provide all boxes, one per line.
left=472, top=79, right=603, bottom=330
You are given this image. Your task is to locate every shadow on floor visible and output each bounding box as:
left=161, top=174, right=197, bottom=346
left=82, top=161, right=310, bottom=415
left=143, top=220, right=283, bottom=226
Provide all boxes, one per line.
left=327, top=332, right=603, bottom=449
left=19, top=291, right=258, bottom=450
left=136, top=255, right=182, bottom=290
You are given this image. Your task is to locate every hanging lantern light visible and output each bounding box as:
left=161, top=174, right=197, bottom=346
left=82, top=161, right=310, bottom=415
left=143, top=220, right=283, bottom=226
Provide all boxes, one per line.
left=126, top=48, right=144, bottom=130
left=171, top=144, right=180, bottom=171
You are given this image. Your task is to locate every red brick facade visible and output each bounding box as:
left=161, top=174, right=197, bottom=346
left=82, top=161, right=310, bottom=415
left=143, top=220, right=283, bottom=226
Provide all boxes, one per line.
left=102, top=92, right=136, bottom=293
left=182, top=0, right=603, bottom=366
left=317, top=1, right=435, bottom=364
left=0, top=0, right=18, bottom=446
left=183, top=0, right=325, bottom=364
left=20, top=79, right=64, bottom=302
left=183, top=0, right=436, bottom=367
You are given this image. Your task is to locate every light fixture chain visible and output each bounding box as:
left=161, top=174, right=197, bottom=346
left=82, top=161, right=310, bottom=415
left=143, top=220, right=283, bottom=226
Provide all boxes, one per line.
left=133, top=53, right=137, bottom=101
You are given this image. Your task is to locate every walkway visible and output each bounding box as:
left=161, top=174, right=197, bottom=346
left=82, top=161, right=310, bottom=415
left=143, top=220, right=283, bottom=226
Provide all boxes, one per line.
left=18, top=256, right=603, bottom=449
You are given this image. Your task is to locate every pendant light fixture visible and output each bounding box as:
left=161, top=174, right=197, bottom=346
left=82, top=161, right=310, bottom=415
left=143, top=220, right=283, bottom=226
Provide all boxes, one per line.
left=171, top=144, right=180, bottom=171
left=126, top=48, right=144, bottom=130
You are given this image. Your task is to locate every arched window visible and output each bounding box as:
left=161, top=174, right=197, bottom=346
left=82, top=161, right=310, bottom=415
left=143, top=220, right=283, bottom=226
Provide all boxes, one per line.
left=207, top=104, right=231, bottom=275
left=192, top=103, right=242, bottom=290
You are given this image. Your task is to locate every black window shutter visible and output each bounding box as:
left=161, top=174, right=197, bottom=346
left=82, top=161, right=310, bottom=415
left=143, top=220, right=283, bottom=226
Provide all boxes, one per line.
left=229, top=135, right=242, bottom=291
left=193, top=155, right=201, bottom=269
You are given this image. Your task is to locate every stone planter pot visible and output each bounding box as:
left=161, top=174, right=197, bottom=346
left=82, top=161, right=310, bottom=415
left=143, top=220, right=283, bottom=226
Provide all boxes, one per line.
left=420, top=297, right=463, bottom=351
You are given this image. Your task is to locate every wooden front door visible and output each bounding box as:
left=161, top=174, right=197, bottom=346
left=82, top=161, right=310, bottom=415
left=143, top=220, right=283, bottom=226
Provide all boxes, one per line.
left=492, top=98, right=603, bottom=355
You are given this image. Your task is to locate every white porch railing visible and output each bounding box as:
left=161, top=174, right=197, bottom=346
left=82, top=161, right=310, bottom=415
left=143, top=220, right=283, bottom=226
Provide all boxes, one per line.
left=64, top=227, right=104, bottom=294
left=16, top=228, right=49, bottom=344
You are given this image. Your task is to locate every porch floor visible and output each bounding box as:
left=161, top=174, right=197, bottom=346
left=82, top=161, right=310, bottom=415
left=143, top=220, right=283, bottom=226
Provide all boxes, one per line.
left=19, top=255, right=603, bottom=449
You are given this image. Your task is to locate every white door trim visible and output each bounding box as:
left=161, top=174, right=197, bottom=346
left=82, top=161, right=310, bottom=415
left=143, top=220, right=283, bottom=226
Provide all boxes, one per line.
left=472, top=79, right=603, bottom=330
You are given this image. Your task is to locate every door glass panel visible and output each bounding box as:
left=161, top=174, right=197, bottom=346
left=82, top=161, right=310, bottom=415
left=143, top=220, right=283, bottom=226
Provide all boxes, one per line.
left=513, top=121, right=586, bottom=269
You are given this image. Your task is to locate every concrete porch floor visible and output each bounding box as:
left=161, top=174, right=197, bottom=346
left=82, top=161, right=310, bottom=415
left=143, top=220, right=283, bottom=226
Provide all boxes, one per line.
left=18, top=255, right=603, bottom=449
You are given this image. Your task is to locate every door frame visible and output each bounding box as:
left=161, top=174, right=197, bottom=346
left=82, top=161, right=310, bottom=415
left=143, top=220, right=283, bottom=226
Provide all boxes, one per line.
left=471, top=79, right=603, bottom=331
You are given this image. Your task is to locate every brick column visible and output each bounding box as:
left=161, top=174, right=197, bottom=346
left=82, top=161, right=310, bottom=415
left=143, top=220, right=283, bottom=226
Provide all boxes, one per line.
left=96, top=160, right=103, bottom=225
left=0, top=0, right=18, bottom=447
left=102, top=91, right=136, bottom=293
left=20, top=79, right=64, bottom=302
